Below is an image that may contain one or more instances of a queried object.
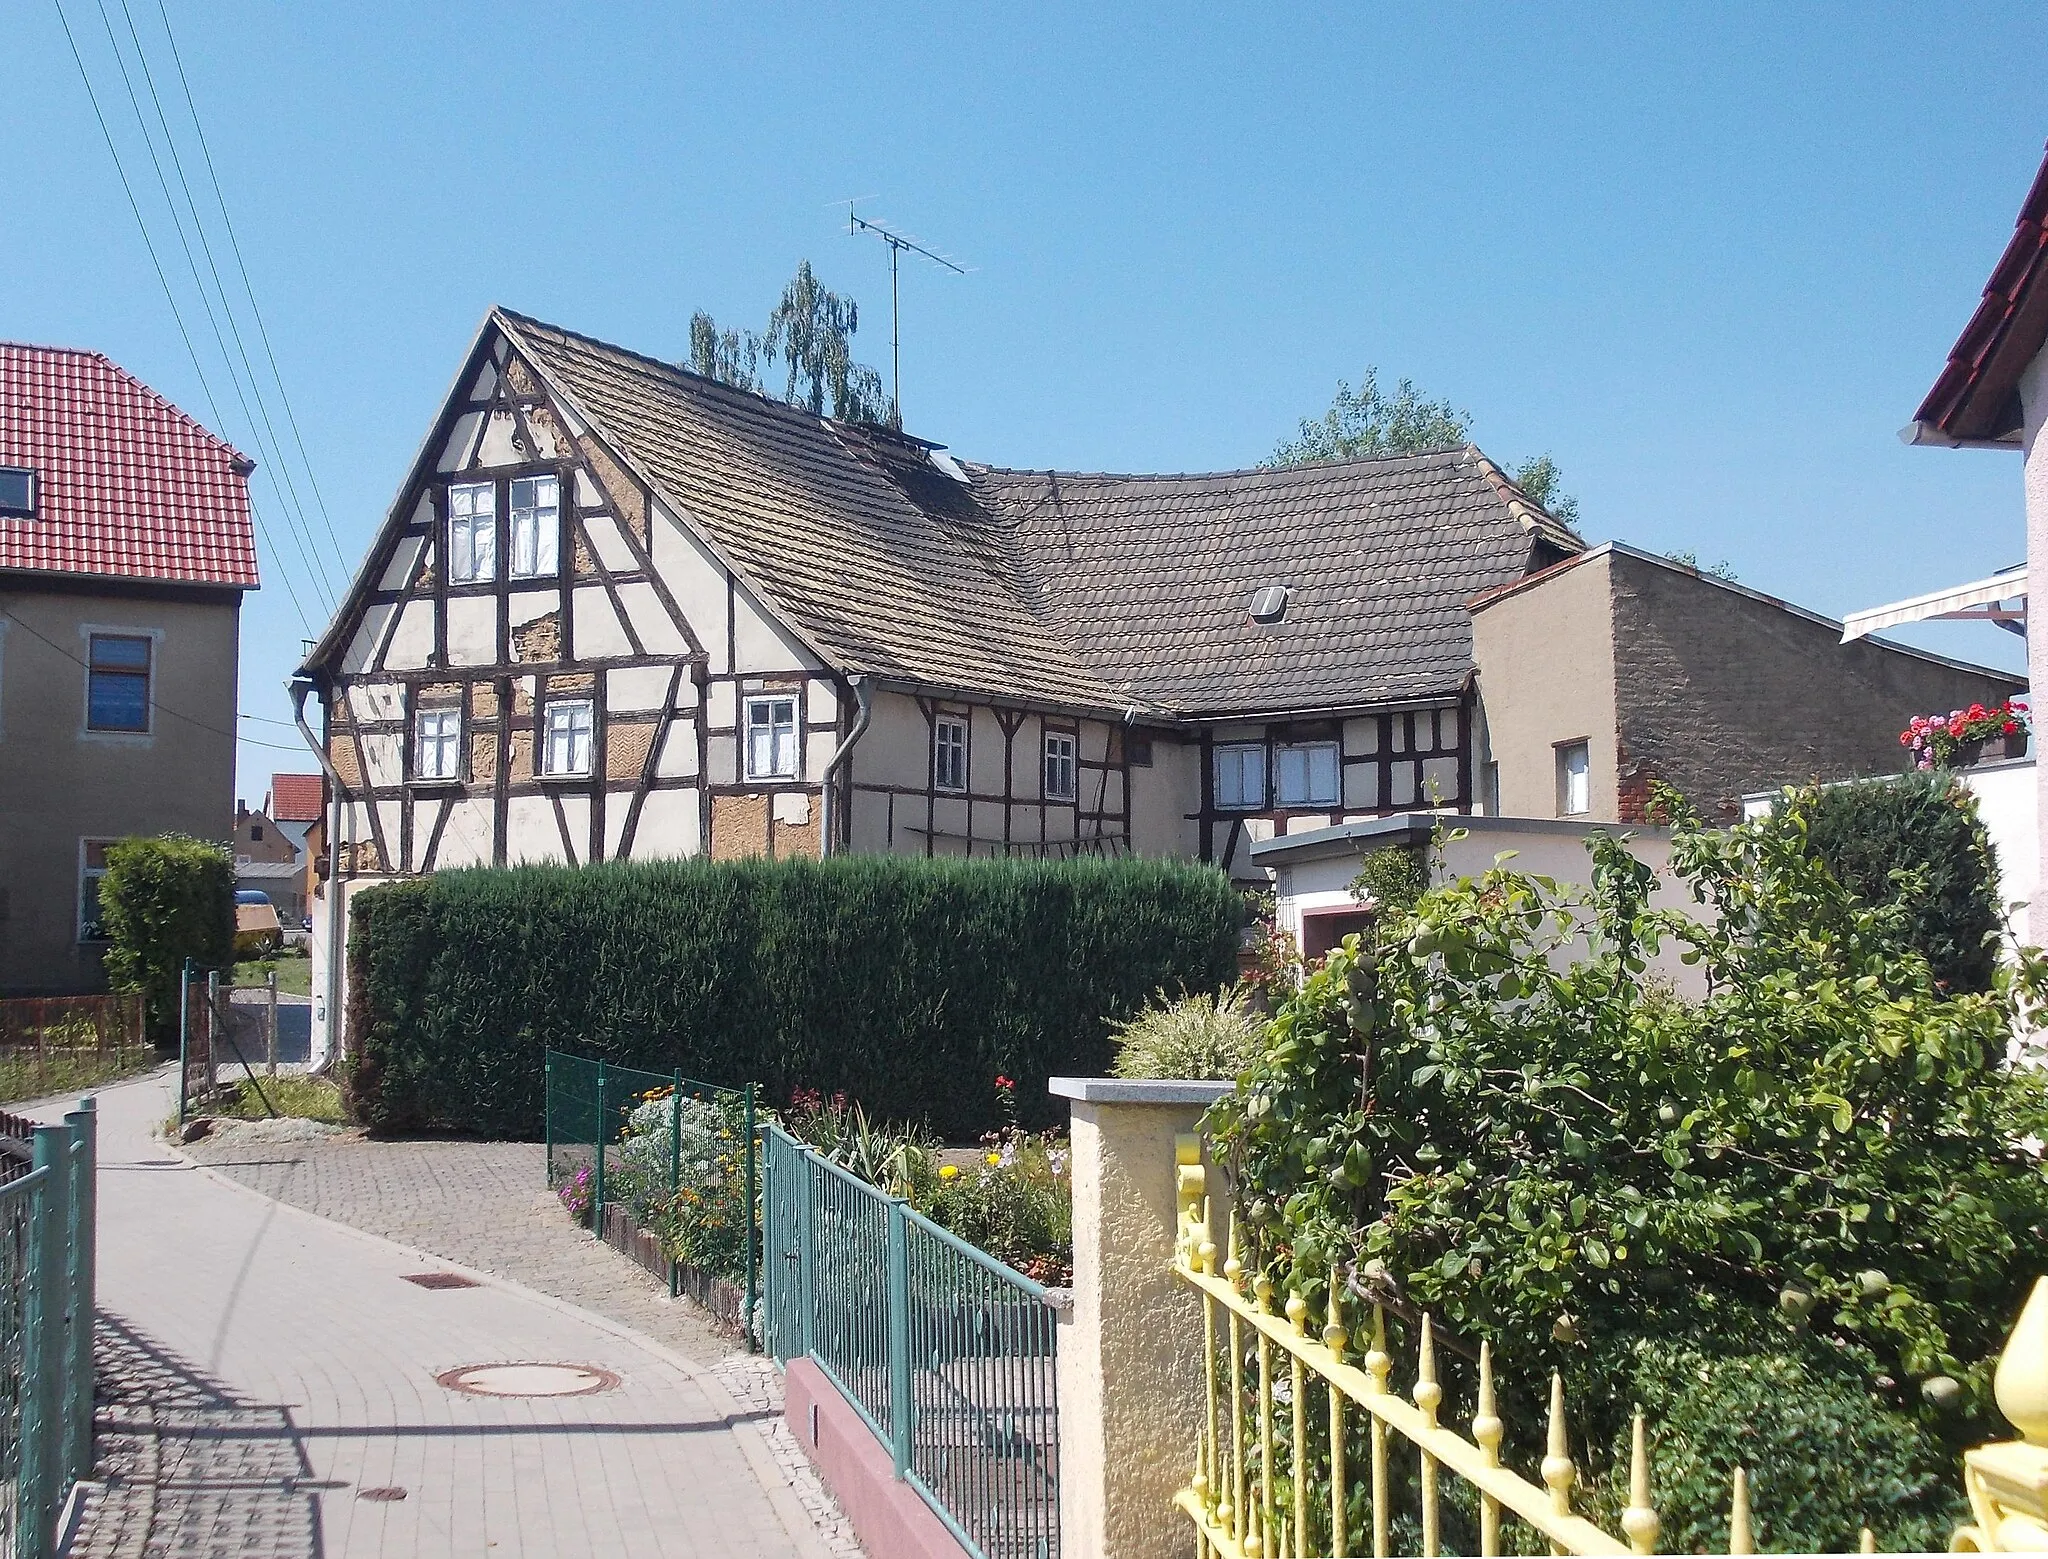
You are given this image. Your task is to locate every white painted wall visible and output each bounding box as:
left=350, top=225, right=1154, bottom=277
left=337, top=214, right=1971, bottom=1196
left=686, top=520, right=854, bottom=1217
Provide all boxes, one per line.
left=2019, top=344, right=2048, bottom=946
left=1960, top=757, right=2039, bottom=951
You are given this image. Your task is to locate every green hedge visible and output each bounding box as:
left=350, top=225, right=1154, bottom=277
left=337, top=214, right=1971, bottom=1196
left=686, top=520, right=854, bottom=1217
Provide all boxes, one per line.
left=344, top=853, right=1242, bottom=1138
left=99, top=834, right=233, bottom=1047
left=1788, top=773, right=2003, bottom=993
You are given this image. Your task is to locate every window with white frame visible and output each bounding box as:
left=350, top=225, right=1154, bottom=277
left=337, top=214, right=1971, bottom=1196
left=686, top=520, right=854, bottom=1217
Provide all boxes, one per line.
left=509, top=474, right=560, bottom=579
left=1044, top=731, right=1077, bottom=801
left=933, top=715, right=967, bottom=793
left=79, top=840, right=113, bottom=942
left=448, top=480, right=496, bottom=583
left=1557, top=740, right=1590, bottom=817
left=745, top=696, right=799, bottom=780
left=0, top=466, right=36, bottom=518
left=1274, top=741, right=1340, bottom=807
left=415, top=707, right=462, bottom=781
left=543, top=699, right=595, bottom=777
left=1213, top=743, right=1266, bottom=810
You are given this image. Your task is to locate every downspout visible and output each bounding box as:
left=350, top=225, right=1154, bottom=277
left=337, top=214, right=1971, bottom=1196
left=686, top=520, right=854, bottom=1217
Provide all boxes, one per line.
left=291, top=677, right=350, bottom=1072
left=818, top=674, right=874, bottom=857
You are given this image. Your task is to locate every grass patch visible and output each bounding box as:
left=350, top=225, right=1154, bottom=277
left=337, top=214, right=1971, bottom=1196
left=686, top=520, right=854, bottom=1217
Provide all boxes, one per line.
left=230, top=952, right=312, bottom=998
left=211, top=1074, right=346, bottom=1124
left=0, top=1047, right=158, bottom=1106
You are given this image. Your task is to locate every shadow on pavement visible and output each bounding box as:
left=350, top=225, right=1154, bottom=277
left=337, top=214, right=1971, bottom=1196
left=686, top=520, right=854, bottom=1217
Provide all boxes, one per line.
left=80, top=1310, right=325, bottom=1558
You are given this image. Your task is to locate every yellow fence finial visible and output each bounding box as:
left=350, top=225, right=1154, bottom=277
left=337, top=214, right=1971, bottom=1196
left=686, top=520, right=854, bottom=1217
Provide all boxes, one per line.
left=1473, top=1340, right=1503, bottom=1466
left=1859, top=1526, right=1876, bottom=1553
left=1541, top=1370, right=1575, bottom=1519
left=1729, top=1466, right=1753, bottom=1555
left=1414, top=1313, right=1442, bottom=1427
left=1996, top=1276, right=2048, bottom=1447
left=1621, top=1409, right=1660, bottom=1556
left=1955, top=1275, right=2048, bottom=1552
left=1365, top=1304, right=1391, bottom=1395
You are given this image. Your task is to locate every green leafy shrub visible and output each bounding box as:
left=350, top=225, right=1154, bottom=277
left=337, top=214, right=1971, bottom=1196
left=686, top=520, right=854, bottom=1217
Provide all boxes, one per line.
left=345, top=853, right=1239, bottom=1138
left=1208, top=788, right=2048, bottom=1547
left=1111, top=986, right=1268, bottom=1080
left=1780, top=772, right=2003, bottom=993
left=783, top=1088, right=937, bottom=1196
left=1349, top=843, right=1429, bottom=915
left=99, top=835, right=233, bottom=1046
left=922, top=1130, right=1073, bottom=1285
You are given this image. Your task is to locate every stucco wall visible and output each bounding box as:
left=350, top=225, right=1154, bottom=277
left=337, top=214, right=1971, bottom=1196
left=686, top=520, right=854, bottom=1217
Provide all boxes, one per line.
left=0, top=582, right=240, bottom=994
left=2018, top=346, right=2048, bottom=945
left=1470, top=550, right=1619, bottom=820
left=1606, top=548, right=2021, bottom=823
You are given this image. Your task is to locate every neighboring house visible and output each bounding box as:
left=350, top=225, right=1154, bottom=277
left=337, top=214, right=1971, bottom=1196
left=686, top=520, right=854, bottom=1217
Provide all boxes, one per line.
left=268, top=771, right=324, bottom=926
left=1895, top=141, right=2048, bottom=943
left=297, top=307, right=2014, bottom=1058
left=0, top=343, right=256, bottom=994
left=1472, top=542, right=2020, bottom=823
left=232, top=801, right=306, bottom=925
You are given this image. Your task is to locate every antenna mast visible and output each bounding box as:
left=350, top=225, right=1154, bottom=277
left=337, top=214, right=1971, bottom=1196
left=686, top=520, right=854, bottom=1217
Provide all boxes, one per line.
left=849, top=207, right=964, bottom=424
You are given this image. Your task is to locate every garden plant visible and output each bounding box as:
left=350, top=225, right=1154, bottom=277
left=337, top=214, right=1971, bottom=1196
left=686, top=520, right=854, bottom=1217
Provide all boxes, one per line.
left=1208, top=787, right=2048, bottom=1553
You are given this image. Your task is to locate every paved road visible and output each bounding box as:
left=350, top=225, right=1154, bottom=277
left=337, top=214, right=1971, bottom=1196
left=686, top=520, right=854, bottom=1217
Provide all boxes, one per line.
left=26, top=1072, right=830, bottom=1558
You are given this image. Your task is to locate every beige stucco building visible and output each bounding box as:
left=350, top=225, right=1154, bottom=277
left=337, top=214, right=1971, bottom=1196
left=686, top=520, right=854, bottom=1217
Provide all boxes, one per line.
left=0, top=344, right=255, bottom=995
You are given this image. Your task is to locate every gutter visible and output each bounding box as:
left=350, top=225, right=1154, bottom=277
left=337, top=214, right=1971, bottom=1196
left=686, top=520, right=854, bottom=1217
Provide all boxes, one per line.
left=290, top=677, right=349, bottom=1071
left=817, top=674, right=874, bottom=857
left=1897, top=420, right=2019, bottom=452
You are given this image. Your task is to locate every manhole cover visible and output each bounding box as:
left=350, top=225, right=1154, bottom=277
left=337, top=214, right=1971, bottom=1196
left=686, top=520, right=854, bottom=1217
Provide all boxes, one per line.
left=435, top=1363, right=621, bottom=1399
left=402, top=1272, right=480, bottom=1290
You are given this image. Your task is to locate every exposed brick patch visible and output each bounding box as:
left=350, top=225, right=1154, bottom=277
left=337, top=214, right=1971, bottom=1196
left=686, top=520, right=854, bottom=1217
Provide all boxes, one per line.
left=607, top=721, right=656, bottom=780
left=712, top=793, right=769, bottom=860
left=512, top=613, right=561, bottom=663
left=502, top=355, right=538, bottom=398
left=579, top=433, right=647, bottom=544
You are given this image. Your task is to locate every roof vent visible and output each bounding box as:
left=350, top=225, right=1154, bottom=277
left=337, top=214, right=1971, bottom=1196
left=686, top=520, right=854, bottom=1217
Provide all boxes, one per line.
left=1248, top=585, right=1289, bottom=625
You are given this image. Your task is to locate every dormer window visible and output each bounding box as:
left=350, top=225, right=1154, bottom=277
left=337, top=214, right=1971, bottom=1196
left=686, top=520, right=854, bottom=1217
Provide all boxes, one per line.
left=0, top=466, right=35, bottom=518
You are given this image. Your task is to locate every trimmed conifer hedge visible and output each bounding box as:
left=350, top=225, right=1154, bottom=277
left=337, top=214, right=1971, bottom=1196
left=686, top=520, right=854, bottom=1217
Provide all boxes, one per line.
left=343, top=853, right=1242, bottom=1139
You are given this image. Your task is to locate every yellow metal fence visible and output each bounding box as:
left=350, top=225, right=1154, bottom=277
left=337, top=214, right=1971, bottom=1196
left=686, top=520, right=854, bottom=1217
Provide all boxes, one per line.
left=1170, top=1133, right=1954, bottom=1558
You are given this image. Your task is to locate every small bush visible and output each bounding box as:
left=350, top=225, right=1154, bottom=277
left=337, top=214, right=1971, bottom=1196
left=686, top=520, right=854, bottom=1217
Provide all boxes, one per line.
left=345, top=853, right=1241, bottom=1138
left=99, top=835, right=233, bottom=1046
left=1111, top=987, right=1267, bottom=1080
left=1349, top=844, right=1428, bottom=914
left=1783, top=773, right=2003, bottom=993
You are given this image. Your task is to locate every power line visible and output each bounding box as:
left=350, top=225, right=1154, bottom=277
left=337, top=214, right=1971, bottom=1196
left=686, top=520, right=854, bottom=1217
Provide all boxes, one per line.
left=112, top=0, right=342, bottom=608
left=152, top=0, right=353, bottom=586
left=49, top=0, right=317, bottom=636
left=88, top=0, right=339, bottom=615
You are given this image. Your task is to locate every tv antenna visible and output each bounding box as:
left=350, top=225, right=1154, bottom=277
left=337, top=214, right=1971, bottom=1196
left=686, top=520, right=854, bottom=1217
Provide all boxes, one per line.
left=848, top=205, right=964, bottom=424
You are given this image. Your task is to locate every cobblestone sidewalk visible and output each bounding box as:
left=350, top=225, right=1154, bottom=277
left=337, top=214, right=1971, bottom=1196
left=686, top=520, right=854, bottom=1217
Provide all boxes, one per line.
left=181, top=1120, right=862, bottom=1557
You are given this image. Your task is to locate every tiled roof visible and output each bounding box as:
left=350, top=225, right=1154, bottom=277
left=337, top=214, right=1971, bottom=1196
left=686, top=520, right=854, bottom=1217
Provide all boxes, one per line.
left=1912, top=142, right=2048, bottom=446
left=966, top=450, right=1580, bottom=714
left=0, top=342, right=258, bottom=587
left=497, top=312, right=1135, bottom=712
left=268, top=772, right=324, bottom=821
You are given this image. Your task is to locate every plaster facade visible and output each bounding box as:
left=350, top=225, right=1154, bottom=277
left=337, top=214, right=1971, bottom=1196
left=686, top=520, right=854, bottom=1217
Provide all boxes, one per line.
left=0, top=580, right=240, bottom=994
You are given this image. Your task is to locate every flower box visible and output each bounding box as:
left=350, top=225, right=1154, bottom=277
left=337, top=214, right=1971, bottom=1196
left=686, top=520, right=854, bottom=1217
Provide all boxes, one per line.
left=600, top=1199, right=749, bottom=1334
left=1899, top=700, right=2030, bottom=770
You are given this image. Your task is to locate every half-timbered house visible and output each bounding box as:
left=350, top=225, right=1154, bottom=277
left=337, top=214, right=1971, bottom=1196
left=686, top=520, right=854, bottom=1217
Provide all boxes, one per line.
left=296, top=308, right=1582, bottom=1056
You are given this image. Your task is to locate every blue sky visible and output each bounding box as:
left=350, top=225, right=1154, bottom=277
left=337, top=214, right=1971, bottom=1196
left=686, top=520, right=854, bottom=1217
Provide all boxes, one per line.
left=5, top=3, right=2044, bottom=799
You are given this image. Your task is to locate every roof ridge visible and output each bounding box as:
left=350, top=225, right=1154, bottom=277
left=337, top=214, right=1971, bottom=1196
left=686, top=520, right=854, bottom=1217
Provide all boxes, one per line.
left=966, top=443, right=1477, bottom=485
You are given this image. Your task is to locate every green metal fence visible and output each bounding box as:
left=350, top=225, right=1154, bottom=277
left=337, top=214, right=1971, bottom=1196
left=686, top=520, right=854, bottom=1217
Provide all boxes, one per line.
left=543, top=1050, right=758, bottom=1341
left=761, top=1122, right=1060, bottom=1559
left=0, top=1099, right=98, bottom=1559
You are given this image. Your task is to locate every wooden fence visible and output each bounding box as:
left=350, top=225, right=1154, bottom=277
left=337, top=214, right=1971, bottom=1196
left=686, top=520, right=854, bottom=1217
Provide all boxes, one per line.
left=0, top=993, right=146, bottom=1102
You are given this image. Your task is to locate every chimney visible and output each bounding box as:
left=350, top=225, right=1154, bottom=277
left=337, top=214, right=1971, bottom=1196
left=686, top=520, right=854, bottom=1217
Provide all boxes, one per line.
left=237, top=799, right=248, bottom=824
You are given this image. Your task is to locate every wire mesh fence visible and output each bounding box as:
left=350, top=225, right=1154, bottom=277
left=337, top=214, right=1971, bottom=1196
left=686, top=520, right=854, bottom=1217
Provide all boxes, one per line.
left=762, top=1122, right=1060, bottom=1559
left=0, top=1099, right=98, bottom=1559
left=542, top=1050, right=758, bottom=1338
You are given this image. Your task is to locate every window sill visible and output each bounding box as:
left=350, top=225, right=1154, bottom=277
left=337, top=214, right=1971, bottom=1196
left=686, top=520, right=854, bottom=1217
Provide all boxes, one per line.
left=537, top=770, right=594, bottom=783
left=411, top=777, right=467, bottom=790
left=748, top=773, right=802, bottom=786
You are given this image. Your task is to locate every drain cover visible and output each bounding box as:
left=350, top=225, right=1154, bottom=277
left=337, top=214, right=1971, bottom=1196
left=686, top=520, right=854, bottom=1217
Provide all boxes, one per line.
left=402, top=1272, right=479, bottom=1290
left=435, top=1363, right=621, bottom=1399
left=358, top=1487, right=408, bottom=1502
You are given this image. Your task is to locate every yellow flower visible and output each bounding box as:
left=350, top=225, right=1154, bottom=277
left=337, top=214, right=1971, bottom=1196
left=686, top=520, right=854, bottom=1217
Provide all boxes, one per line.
left=939, top=1164, right=960, bottom=1180
left=986, top=1153, right=1002, bottom=1167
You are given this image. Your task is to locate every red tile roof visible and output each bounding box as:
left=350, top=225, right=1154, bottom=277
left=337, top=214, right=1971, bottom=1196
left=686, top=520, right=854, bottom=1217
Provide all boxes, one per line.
left=1913, top=143, right=2048, bottom=446
left=268, top=772, right=324, bottom=821
left=0, top=342, right=259, bottom=587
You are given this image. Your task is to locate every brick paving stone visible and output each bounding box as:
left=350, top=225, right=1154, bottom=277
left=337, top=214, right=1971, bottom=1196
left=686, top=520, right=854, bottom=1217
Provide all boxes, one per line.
left=26, top=1073, right=845, bottom=1559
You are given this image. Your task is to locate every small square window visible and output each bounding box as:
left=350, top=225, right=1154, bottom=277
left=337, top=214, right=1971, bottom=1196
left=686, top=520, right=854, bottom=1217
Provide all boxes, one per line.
left=1557, top=740, right=1591, bottom=817
left=416, top=707, right=463, bottom=781
left=745, top=696, right=800, bottom=780
left=543, top=700, right=595, bottom=777
left=509, top=474, right=560, bottom=579
left=0, top=466, right=36, bottom=518
left=1044, top=731, right=1077, bottom=801
left=1275, top=742, right=1340, bottom=807
left=87, top=633, right=151, bottom=732
left=448, top=481, right=497, bottom=583
left=933, top=715, right=967, bottom=793
left=1214, top=743, right=1265, bottom=810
